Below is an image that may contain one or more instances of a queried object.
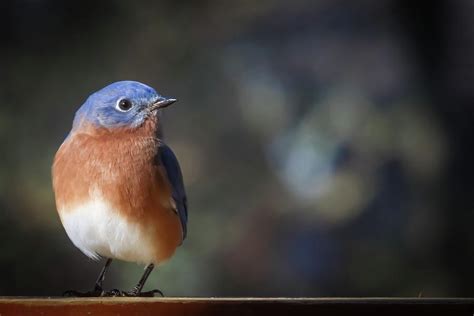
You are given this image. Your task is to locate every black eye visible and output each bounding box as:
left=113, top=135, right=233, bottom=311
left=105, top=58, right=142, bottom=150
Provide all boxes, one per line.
left=117, top=99, right=133, bottom=112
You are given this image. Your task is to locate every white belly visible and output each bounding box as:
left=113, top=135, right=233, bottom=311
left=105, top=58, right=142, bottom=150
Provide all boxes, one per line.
left=59, top=194, right=156, bottom=264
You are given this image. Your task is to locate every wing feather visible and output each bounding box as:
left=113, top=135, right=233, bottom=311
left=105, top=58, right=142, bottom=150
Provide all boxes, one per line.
left=158, top=144, right=188, bottom=241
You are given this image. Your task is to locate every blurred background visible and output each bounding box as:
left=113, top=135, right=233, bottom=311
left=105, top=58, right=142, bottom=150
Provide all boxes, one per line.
left=1, top=0, right=473, bottom=297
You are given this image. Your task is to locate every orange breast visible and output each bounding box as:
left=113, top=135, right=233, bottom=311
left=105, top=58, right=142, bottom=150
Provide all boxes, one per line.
left=52, top=118, right=183, bottom=263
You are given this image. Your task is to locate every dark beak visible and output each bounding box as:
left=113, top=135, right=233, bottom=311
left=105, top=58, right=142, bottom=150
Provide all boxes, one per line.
left=150, top=97, right=177, bottom=111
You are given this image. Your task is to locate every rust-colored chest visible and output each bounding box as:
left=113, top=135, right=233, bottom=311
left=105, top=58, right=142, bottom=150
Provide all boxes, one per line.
left=52, top=122, right=174, bottom=222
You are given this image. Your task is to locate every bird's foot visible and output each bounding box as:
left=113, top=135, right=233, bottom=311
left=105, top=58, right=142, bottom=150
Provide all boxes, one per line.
left=63, top=284, right=105, bottom=297
left=63, top=288, right=104, bottom=297
left=104, top=288, right=164, bottom=297
left=138, top=289, right=164, bottom=297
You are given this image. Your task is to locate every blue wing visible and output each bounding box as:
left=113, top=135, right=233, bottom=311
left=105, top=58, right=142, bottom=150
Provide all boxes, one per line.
left=158, top=144, right=188, bottom=241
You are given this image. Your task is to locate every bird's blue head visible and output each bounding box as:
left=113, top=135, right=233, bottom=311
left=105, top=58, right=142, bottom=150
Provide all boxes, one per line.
left=73, top=81, right=176, bottom=130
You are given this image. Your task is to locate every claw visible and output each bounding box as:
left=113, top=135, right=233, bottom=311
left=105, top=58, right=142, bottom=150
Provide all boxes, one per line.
left=102, top=289, right=123, bottom=297
left=63, top=288, right=104, bottom=297
left=102, top=288, right=164, bottom=297
left=140, top=289, right=164, bottom=297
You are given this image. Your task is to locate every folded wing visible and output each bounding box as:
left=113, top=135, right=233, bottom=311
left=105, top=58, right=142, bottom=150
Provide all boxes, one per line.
left=158, top=144, right=188, bottom=241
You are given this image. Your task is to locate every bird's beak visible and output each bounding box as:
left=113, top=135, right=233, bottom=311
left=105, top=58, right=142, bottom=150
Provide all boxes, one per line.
left=150, top=97, right=177, bottom=111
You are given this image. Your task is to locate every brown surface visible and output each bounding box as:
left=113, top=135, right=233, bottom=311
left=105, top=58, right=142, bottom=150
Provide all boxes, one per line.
left=1, top=297, right=474, bottom=316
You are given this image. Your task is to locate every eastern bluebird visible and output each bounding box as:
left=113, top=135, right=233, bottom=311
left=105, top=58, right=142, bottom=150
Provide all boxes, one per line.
left=52, top=81, right=188, bottom=297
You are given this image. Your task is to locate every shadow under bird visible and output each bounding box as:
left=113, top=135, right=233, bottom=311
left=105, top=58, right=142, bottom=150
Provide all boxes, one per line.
left=52, top=81, right=188, bottom=297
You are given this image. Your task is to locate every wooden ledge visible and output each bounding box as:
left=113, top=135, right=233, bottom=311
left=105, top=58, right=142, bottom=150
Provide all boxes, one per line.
left=0, top=297, right=474, bottom=315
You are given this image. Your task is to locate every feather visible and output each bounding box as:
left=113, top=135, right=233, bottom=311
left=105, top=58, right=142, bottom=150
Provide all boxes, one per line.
left=158, top=144, right=188, bottom=241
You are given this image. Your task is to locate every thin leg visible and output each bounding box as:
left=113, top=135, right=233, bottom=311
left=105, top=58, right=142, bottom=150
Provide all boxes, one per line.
left=129, top=263, right=155, bottom=295
left=94, top=258, right=113, bottom=291
left=63, top=258, right=113, bottom=297
left=106, top=264, right=164, bottom=297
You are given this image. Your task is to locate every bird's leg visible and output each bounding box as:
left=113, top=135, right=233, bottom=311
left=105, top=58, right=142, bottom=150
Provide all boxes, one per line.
left=63, top=258, right=113, bottom=297
left=129, top=263, right=164, bottom=297
left=94, top=258, right=113, bottom=292
left=107, top=263, right=164, bottom=297
left=129, top=263, right=155, bottom=296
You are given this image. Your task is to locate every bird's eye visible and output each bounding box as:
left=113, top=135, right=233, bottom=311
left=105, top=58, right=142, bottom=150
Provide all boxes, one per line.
left=117, top=99, right=133, bottom=112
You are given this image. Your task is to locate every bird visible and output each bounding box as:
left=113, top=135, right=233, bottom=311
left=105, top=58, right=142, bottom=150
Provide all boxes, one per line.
left=52, top=81, right=188, bottom=297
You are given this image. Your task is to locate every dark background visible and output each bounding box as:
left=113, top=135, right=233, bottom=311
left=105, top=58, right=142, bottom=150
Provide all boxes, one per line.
left=1, top=0, right=474, bottom=297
